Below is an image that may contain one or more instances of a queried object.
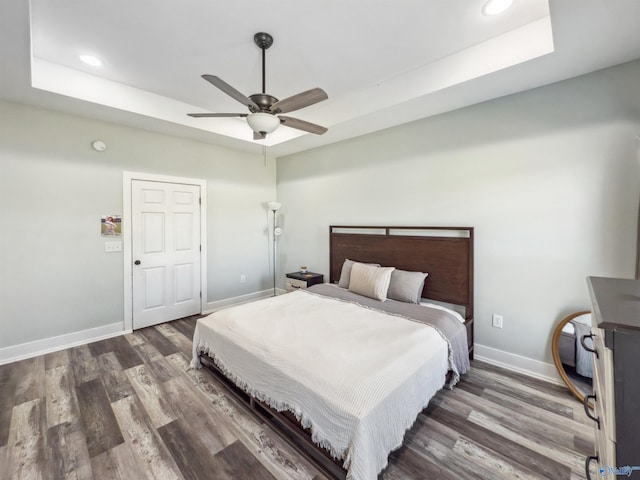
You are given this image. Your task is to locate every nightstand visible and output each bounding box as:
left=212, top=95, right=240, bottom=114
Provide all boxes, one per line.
left=285, top=271, right=324, bottom=291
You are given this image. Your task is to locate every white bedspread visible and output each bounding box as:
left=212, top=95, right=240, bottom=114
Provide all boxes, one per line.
left=191, top=290, right=450, bottom=480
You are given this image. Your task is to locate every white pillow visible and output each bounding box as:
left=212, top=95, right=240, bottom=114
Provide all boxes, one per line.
left=348, top=263, right=395, bottom=301
left=337, top=259, right=380, bottom=288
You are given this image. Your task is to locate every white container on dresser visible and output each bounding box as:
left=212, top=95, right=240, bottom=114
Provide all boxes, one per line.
left=584, top=277, right=640, bottom=479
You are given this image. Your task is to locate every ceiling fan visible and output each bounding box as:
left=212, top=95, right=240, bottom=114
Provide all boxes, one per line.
left=188, top=32, right=328, bottom=140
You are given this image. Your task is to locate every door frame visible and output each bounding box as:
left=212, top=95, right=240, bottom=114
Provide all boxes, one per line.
left=123, top=171, right=208, bottom=332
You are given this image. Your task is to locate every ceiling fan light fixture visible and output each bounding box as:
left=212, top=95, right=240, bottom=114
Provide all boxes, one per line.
left=247, top=112, right=280, bottom=134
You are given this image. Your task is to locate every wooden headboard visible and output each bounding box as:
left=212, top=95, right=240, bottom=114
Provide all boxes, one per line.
left=329, top=226, right=474, bottom=321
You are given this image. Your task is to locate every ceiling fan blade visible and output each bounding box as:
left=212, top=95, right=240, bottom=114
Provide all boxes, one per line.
left=279, top=116, right=328, bottom=135
left=187, top=113, right=248, bottom=118
left=202, top=75, right=259, bottom=111
left=270, top=88, right=328, bottom=114
left=253, top=131, right=266, bottom=140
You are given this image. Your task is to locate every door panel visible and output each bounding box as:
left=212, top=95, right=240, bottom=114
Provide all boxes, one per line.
left=143, top=213, right=165, bottom=253
left=174, top=213, right=193, bottom=251
left=174, top=263, right=194, bottom=303
left=143, top=267, right=166, bottom=309
left=132, top=180, right=201, bottom=329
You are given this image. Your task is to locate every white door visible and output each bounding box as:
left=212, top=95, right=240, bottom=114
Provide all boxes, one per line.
left=132, top=180, right=201, bottom=329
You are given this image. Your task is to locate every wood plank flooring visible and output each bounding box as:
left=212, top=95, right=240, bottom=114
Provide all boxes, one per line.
left=0, top=315, right=595, bottom=479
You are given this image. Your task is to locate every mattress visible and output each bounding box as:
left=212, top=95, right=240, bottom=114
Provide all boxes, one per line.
left=191, top=284, right=468, bottom=480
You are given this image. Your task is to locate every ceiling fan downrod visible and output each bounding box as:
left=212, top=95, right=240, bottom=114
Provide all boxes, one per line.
left=254, top=32, right=273, bottom=95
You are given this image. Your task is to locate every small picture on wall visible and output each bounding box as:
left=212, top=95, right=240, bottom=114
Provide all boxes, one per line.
left=101, top=215, right=122, bottom=236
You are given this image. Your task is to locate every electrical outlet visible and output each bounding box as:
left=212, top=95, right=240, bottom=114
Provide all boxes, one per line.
left=492, top=314, right=503, bottom=329
left=240, top=275, right=247, bottom=283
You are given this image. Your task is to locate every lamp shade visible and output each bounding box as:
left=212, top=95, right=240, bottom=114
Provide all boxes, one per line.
left=268, top=201, right=282, bottom=211
left=247, top=112, right=280, bottom=134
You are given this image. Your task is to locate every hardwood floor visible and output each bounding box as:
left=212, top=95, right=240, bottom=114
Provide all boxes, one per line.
left=0, top=315, right=594, bottom=479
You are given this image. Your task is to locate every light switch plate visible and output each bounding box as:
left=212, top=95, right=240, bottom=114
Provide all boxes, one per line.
left=105, top=241, right=122, bottom=253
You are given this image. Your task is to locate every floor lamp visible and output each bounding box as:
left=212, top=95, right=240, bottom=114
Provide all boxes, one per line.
left=268, top=201, right=282, bottom=296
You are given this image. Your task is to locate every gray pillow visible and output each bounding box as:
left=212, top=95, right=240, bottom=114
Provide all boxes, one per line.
left=387, top=269, right=428, bottom=304
left=337, top=259, right=380, bottom=288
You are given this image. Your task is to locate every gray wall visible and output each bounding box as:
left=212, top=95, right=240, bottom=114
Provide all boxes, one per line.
left=276, top=60, right=640, bottom=365
left=2, top=59, right=640, bottom=368
left=0, top=100, right=275, bottom=349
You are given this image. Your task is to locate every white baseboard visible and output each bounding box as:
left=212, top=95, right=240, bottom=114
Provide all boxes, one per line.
left=0, top=289, right=284, bottom=366
left=204, top=288, right=285, bottom=313
left=474, top=343, right=563, bottom=386
left=0, top=322, right=128, bottom=366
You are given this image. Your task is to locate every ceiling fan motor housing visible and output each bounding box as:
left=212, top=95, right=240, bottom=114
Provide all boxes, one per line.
left=249, top=93, right=279, bottom=112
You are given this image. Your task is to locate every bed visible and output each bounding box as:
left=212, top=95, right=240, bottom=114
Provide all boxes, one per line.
left=191, top=226, right=474, bottom=480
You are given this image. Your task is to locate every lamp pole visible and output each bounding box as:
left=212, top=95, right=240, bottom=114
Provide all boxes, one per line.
left=268, top=202, right=282, bottom=296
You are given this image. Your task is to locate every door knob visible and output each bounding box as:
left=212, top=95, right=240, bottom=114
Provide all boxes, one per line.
left=134, top=260, right=141, bottom=265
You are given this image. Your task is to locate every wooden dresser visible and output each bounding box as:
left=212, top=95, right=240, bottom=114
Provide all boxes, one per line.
left=585, top=276, right=640, bottom=478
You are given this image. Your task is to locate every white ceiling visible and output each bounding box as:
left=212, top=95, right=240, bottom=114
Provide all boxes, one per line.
left=1, top=0, right=640, bottom=157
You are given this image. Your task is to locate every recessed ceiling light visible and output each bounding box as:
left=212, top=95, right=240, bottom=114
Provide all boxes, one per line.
left=482, top=0, right=514, bottom=16
left=79, top=54, right=103, bottom=67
